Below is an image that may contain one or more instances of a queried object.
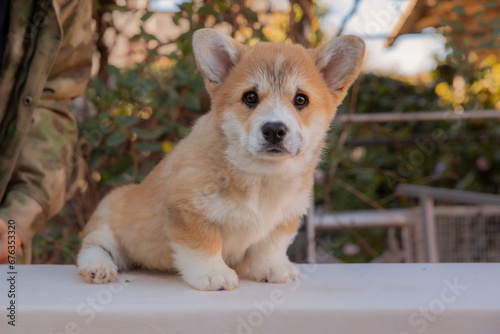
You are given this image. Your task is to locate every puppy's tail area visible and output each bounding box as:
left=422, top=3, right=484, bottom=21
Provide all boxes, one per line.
left=77, top=227, right=129, bottom=284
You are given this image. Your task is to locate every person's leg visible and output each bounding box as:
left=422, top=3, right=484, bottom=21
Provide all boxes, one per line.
left=0, top=106, right=78, bottom=264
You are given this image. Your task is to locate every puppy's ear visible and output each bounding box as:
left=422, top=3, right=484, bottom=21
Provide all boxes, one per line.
left=192, top=28, right=246, bottom=95
left=312, top=35, right=365, bottom=96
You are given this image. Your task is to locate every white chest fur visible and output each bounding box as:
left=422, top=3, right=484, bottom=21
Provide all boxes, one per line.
left=201, top=174, right=311, bottom=264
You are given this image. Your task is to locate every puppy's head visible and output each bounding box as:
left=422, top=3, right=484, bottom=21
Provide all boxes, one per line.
left=192, top=29, right=364, bottom=174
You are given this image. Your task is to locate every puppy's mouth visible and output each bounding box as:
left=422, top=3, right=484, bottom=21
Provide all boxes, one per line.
left=261, top=144, right=291, bottom=155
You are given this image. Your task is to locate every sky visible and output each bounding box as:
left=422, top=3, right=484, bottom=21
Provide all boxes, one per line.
left=150, top=0, right=448, bottom=76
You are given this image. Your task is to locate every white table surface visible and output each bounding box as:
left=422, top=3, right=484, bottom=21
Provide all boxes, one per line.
left=1, top=264, right=499, bottom=334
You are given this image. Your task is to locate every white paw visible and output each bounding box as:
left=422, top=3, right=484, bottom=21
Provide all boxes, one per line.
left=250, top=259, right=299, bottom=284
left=171, top=242, right=239, bottom=291
left=79, top=262, right=118, bottom=284
left=184, top=266, right=239, bottom=291
left=77, top=246, right=118, bottom=284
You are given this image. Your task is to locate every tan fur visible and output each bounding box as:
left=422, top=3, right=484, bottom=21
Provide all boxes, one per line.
left=276, top=217, right=302, bottom=235
left=79, top=29, right=364, bottom=288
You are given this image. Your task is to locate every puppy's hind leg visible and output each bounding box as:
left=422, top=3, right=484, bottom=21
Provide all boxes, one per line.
left=77, top=226, right=127, bottom=284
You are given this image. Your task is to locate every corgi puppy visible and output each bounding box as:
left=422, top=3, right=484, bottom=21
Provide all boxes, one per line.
left=77, top=28, right=364, bottom=291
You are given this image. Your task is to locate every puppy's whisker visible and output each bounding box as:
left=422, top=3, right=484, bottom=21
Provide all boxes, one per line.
left=234, top=144, right=243, bottom=160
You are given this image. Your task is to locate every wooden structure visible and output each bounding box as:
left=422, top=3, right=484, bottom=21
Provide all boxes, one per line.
left=306, top=185, right=500, bottom=264
left=395, top=184, right=500, bottom=263
left=387, top=0, right=500, bottom=63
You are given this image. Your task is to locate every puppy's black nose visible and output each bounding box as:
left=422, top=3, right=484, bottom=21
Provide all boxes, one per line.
left=262, top=122, right=287, bottom=144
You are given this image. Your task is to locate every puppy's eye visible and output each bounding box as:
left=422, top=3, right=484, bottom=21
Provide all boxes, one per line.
left=243, top=91, right=259, bottom=107
left=294, top=93, right=308, bottom=109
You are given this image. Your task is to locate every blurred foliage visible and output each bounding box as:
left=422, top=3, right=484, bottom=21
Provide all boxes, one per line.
left=441, top=0, right=500, bottom=70
left=313, top=1, right=500, bottom=262
left=34, top=0, right=500, bottom=264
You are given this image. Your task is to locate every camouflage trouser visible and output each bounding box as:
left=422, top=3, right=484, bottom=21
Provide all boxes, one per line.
left=0, top=106, right=77, bottom=264
left=0, top=0, right=92, bottom=264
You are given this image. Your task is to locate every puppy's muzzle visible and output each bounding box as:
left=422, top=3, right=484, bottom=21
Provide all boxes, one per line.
left=262, top=122, right=287, bottom=144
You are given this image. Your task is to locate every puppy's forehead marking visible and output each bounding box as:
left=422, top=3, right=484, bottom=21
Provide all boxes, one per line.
left=273, top=52, right=287, bottom=82
left=247, top=51, right=308, bottom=95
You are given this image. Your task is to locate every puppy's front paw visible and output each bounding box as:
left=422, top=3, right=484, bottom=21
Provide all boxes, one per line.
left=171, top=242, right=239, bottom=291
left=77, top=246, right=118, bottom=284
left=79, top=263, right=118, bottom=284
left=184, top=266, right=239, bottom=291
left=250, top=259, right=299, bottom=284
